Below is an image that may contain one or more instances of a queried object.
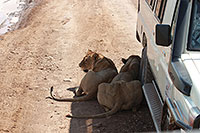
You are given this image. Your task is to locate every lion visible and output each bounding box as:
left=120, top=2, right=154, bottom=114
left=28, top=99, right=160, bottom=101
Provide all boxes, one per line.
left=66, top=55, right=143, bottom=118
left=111, top=55, right=141, bottom=82
left=48, top=50, right=118, bottom=102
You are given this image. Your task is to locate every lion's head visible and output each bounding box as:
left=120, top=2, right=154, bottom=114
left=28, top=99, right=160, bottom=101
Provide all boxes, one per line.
left=120, top=55, right=141, bottom=73
left=79, top=50, right=102, bottom=72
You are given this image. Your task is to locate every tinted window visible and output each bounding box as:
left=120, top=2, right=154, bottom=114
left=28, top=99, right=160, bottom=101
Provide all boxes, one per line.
left=146, top=0, right=152, bottom=4
left=188, top=0, right=200, bottom=50
left=155, top=0, right=167, bottom=21
left=171, top=1, right=180, bottom=40
left=150, top=0, right=156, bottom=9
left=146, top=0, right=156, bottom=10
left=155, top=0, right=162, bottom=16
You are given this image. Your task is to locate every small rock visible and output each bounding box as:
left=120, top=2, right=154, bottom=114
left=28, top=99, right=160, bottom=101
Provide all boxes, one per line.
left=1, top=129, right=9, bottom=132
left=10, top=51, right=18, bottom=54
left=63, top=78, right=72, bottom=82
left=61, top=18, right=71, bottom=25
left=38, top=67, right=44, bottom=70
left=59, top=125, right=66, bottom=129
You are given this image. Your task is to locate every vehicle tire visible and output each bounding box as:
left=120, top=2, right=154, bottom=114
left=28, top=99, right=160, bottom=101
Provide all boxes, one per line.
left=139, top=46, right=153, bottom=85
left=161, top=103, right=179, bottom=131
left=136, top=31, right=141, bottom=42
left=161, top=103, right=170, bottom=130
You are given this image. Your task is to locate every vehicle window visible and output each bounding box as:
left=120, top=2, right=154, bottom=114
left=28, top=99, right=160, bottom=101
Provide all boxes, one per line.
left=146, top=0, right=152, bottom=4
left=171, top=1, right=180, bottom=40
left=150, top=0, right=154, bottom=5
left=155, top=0, right=167, bottom=21
left=146, top=0, right=156, bottom=10
left=155, top=0, right=162, bottom=17
left=188, top=0, right=200, bottom=50
left=150, top=0, right=156, bottom=9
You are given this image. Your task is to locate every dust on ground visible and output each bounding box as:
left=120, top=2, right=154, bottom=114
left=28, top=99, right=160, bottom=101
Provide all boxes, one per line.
left=0, top=0, right=155, bottom=132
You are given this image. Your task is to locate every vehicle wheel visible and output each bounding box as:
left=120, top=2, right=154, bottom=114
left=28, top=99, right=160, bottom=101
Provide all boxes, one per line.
left=161, top=103, right=170, bottom=130
left=161, top=103, right=179, bottom=131
left=136, top=31, right=141, bottom=42
left=139, top=46, right=153, bottom=85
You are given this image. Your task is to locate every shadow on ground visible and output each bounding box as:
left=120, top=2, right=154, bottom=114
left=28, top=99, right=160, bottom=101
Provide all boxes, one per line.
left=68, top=96, right=156, bottom=132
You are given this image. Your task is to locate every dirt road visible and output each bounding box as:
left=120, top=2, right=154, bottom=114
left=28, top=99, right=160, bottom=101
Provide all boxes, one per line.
left=0, top=0, right=155, bottom=132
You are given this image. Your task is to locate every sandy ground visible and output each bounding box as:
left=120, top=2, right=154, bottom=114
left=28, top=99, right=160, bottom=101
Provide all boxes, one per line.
left=0, top=0, right=155, bottom=132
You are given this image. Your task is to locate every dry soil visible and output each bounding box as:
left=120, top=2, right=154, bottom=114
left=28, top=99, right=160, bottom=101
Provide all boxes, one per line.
left=0, top=0, right=155, bottom=132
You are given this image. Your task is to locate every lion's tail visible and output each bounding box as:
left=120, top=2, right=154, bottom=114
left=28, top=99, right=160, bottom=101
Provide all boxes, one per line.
left=66, top=102, right=121, bottom=118
left=47, top=86, right=94, bottom=102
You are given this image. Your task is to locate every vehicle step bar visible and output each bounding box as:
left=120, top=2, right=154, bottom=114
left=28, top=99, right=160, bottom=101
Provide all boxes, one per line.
left=143, top=82, right=163, bottom=132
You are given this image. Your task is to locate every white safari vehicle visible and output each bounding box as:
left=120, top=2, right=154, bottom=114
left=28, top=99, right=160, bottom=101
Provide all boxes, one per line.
left=136, top=0, right=200, bottom=131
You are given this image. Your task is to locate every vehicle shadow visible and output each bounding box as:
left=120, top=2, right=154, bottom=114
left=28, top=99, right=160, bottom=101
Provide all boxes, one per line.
left=68, top=99, right=106, bottom=133
left=66, top=87, right=105, bottom=133
left=67, top=88, right=156, bottom=133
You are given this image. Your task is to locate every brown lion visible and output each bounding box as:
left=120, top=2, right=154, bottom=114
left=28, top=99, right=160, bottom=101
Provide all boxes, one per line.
left=49, top=50, right=118, bottom=102
left=66, top=55, right=143, bottom=118
left=111, top=55, right=141, bottom=82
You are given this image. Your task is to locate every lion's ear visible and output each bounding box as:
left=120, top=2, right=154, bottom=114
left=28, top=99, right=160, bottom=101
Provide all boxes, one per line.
left=122, top=58, right=127, bottom=64
left=93, top=53, right=99, bottom=59
left=87, top=49, right=93, bottom=54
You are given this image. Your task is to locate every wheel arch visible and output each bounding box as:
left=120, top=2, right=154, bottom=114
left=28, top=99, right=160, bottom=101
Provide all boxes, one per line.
left=142, top=32, right=147, bottom=47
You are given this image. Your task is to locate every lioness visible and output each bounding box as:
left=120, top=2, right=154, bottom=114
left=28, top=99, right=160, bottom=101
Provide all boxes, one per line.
left=66, top=55, right=143, bottom=118
left=111, top=55, right=141, bottom=82
left=49, top=50, right=118, bottom=102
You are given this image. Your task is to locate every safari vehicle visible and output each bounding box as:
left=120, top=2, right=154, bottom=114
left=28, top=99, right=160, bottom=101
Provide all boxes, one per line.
left=136, top=0, right=200, bottom=131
